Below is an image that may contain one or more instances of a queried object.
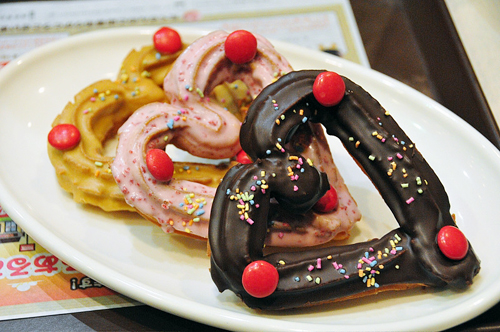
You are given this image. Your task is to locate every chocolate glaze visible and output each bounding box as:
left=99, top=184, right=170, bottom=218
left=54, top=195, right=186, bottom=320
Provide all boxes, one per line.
left=209, top=70, right=480, bottom=310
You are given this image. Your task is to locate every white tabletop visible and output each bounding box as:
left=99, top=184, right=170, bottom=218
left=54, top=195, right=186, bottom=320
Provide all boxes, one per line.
left=445, top=0, right=500, bottom=125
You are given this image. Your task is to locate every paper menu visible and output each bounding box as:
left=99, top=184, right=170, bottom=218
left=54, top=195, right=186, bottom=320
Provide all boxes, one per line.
left=0, top=0, right=369, bottom=68
left=0, top=204, right=138, bottom=320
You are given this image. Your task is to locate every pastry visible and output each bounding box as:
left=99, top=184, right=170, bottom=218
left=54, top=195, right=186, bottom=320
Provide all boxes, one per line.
left=209, top=70, right=480, bottom=309
left=47, top=27, right=223, bottom=212
left=111, top=101, right=236, bottom=238
left=112, top=31, right=361, bottom=243
left=47, top=72, right=170, bottom=212
left=111, top=29, right=292, bottom=237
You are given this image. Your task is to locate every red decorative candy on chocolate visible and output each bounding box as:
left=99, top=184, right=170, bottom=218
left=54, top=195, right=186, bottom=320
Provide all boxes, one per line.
left=48, top=124, right=81, bottom=150
left=146, top=149, right=174, bottom=181
left=153, top=27, right=182, bottom=54
left=437, top=225, right=469, bottom=260
left=313, top=71, right=345, bottom=107
left=242, top=260, right=279, bottom=298
left=224, top=30, right=257, bottom=64
left=313, top=185, right=339, bottom=213
left=236, top=150, right=252, bottom=164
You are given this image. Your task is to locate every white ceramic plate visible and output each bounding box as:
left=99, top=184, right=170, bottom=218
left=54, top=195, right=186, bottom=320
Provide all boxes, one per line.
left=0, top=27, right=499, bottom=331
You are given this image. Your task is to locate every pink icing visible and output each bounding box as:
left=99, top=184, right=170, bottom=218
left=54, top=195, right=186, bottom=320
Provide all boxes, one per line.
left=112, top=30, right=360, bottom=245
left=112, top=31, right=292, bottom=238
left=111, top=103, right=218, bottom=237
left=163, top=30, right=293, bottom=125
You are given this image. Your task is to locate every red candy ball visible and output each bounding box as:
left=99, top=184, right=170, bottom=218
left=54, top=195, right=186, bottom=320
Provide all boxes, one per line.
left=224, top=30, right=257, bottom=64
left=437, top=225, right=469, bottom=260
left=313, top=185, right=339, bottom=213
left=153, top=27, right=182, bottom=54
left=312, top=71, right=346, bottom=107
left=236, top=150, right=252, bottom=164
left=48, top=124, right=81, bottom=150
left=242, top=260, right=279, bottom=298
left=146, top=149, right=174, bottom=182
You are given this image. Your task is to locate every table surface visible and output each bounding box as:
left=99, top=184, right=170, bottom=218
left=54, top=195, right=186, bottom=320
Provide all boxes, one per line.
left=445, top=0, right=500, bottom=130
left=1, top=0, right=499, bottom=331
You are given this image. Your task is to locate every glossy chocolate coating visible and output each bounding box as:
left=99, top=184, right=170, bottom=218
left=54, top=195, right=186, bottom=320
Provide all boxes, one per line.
left=209, top=70, right=480, bottom=310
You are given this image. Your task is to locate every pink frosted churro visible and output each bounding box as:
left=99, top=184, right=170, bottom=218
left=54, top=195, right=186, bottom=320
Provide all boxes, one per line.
left=113, top=31, right=361, bottom=244
left=112, top=30, right=293, bottom=238
left=112, top=102, right=226, bottom=238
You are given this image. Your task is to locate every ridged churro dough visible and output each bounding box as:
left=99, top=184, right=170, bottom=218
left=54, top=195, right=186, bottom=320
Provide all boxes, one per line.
left=48, top=42, right=210, bottom=212
left=112, top=31, right=362, bottom=245
left=112, top=30, right=293, bottom=237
